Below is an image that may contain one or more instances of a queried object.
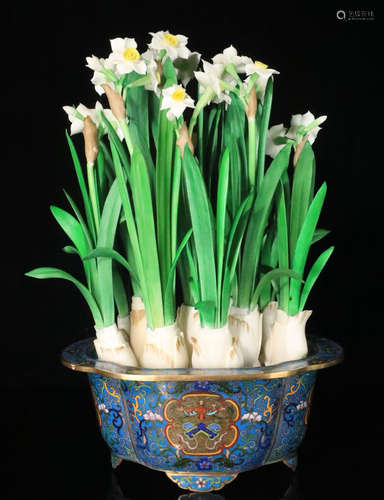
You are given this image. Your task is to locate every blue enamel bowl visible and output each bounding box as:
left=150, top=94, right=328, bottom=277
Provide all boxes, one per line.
left=61, top=335, right=342, bottom=493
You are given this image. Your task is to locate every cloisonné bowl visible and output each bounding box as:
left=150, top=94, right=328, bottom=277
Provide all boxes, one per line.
left=61, top=335, right=343, bottom=493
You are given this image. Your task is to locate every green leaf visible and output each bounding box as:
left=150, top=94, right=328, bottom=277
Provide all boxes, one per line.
left=131, top=148, right=164, bottom=327
left=109, top=140, right=150, bottom=322
left=216, top=149, right=230, bottom=326
left=251, top=268, right=302, bottom=311
left=171, top=149, right=182, bottom=262
left=289, top=182, right=327, bottom=315
left=289, top=141, right=315, bottom=262
left=100, top=112, right=131, bottom=174
left=25, top=267, right=103, bottom=326
left=238, top=144, right=292, bottom=308
left=63, top=190, right=93, bottom=249
left=62, top=245, right=78, bottom=255
left=156, top=108, right=175, bottom=299
left=312, top=228, right=330, bottom=244
left=224, top=191, right=254, bottom=283
left=163, top=229, right=193, bottom=325
left=63, top=189, right=100, bottom=304
left=112, top=264, right=130, bottom=318
left=299, top=246, right=335, bottom=312
left=255, top=77, right=274, bottom=189
left=276, top=183, right=290, bottom=311
left=204, top=106, right=222, bottom=196
left=84, top=247, right=140, bottom=289
left=50, top=205, right=91, bottom=260
left=182, top=147, right=217, bottom=327
left=65, top=131, right=97, bottom=244
left=95, top=180, right=122, bottom=327
left=194, top=300, right=216, bottom=321
left=123, top=72, right=155, bottom=181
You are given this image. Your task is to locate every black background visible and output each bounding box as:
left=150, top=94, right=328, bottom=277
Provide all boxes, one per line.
left=3, top=3, right=381, bottom=499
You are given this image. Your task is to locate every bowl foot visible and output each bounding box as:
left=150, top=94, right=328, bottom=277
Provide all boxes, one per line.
left=111, top=453, right=123, bottom=469
left=165, top=472, right=238, bottom=492
left=282, top=453, right=298, bottom=471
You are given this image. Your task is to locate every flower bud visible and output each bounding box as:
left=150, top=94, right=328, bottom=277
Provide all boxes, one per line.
left=176, top=122, right=194, bottom=158
left=246, top=85, right=257, bottom=119
left=101, top=84, right=126, bottom=121
left=82, top=116, right=99, bottom=165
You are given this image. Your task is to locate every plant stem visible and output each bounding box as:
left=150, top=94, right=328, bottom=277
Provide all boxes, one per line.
left=86, top=162, right=100, bottom=234
left=248, top=117, right=257, bottom=186
left=119, top=119, right=134, bottom=156
left=189, top=87, right=215, bottom=138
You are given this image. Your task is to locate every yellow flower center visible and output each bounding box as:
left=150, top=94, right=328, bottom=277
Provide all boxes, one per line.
left=171, top=88, right=186, bottom=101
left=123, top=48, right=140, bottom=61
left=254, top=60, right=268, bottom=69
left=164, top=33, right=179, bottom=47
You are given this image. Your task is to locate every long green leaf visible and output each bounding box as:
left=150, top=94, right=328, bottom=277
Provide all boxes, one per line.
left=289, top=182, right=327, bottom=315
left=25, top=267, right=103, bottom=326
left=255, top=77, right=274, bottom=189
left=224, top=191, right=254, bottom=280
left=156, top=108, right=175, bottom=298
left=95, top=180, right=122, bottom=326
left=182, top=147, right=217, bottom=327
left=101, top=112, right=131, bottom=174
left=65, top=131, right=97, bottom=244
left=299, top=246, right=334, bottom=312
left=216, top=149, right=230, bottom=326
left=131, top=148, right=164, bottom=327
left=276, top=183, right=290, bottom=311
left=289, top=141, right=315, bottom=262
left=163, top=229, right=193, bottom=325
left=171, top=149, right=182, bottom=262
left=63, top=189, right=100, bottom=302
left=109, top=140, right=151, bottom=324
left=112, top=263, right=130, bottom=318
left=238, top=143, right=292, bottom=308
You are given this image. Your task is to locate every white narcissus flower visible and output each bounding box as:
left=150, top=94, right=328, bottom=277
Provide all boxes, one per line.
left=212, top=45, right=247, bottom=73
left=243, top=58, right=279, bottom=101
left=194, top=60, right=232, bottom=105
left=63, top=104, right=98, bottom=135
left=107, top=38, right=147, bottom=75
left=148, top=30, right=190, bottom=61
left=266, top=124, right=288, bottom=158
left=86, top=55, right=120, bottom=96
left=160, top=84, right=195, bottom=120
left=141, top=53, right=162, bottom=96
left=63, top=102, right=124, bottom=140
left=286, top=111, right=327, bottom=145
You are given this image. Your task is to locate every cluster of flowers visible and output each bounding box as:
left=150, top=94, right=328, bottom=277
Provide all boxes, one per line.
left=64, top=30, right=325, bottom=156
left=241, top=411, right=263, bottom=422
left=143, top=409, right=163, bottom=421
left=296, top=400, right=308, bottom=411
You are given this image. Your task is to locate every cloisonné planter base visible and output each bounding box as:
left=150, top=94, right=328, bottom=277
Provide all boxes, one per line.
left=62, top=335, right=342, bottom=493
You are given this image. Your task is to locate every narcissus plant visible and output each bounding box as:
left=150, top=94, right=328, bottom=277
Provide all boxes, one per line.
left=26, top=30, right=333, bottom=369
